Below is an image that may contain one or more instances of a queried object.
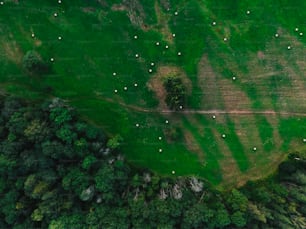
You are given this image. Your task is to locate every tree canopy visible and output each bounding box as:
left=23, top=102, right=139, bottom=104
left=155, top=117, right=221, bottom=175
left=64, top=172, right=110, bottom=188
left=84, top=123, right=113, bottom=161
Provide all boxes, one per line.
left=163, top=75, right=187, bottom=110
left=0, top=96, right=305, bottom=228
left=22, top=50, right=49, bottom=75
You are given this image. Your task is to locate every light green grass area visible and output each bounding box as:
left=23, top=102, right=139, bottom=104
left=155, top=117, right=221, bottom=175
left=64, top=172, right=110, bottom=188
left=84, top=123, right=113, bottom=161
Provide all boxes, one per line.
left=0, top=0, right=305, bottom=188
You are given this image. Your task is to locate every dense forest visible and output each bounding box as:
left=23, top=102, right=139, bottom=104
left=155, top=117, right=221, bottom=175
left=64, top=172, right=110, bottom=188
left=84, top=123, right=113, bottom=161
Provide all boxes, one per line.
left=0, top=96, right=305, bottom=228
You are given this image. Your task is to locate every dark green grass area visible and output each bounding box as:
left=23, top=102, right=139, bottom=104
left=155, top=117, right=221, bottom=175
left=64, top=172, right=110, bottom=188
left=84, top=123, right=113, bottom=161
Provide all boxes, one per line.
left=208, top=0, right=306, bottom=35
left=279, top=117, right=306, bottom=151
left=255, top=115, right=274, bottom=152
left=122, top=115, right=207, bottom=180
left=195, top=114, right=223, bottom=159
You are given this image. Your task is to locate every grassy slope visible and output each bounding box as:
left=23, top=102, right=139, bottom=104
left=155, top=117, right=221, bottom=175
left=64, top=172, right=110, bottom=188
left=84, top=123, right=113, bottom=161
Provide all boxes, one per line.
left=0, top=0, right=305, bottom=187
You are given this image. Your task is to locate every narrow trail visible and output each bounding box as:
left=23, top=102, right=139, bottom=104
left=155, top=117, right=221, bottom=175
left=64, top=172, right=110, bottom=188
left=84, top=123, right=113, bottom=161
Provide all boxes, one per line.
left=161, top=109, right=306, bottom=116
left=101, top=97, right=306, bottom=117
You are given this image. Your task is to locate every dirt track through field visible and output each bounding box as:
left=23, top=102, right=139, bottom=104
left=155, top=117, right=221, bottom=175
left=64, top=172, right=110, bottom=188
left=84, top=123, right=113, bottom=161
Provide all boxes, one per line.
left=161, top=109, right=306, bottom=116
left=100, top=96, right=306, bottom=117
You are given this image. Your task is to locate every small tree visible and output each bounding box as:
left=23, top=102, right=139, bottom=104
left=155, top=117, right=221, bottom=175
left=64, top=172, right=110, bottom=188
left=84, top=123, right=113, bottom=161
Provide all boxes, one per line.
left=22, top=50, right=48, bottom=75
left=107, top=134, right=123, bottom=150
left=163, top=75, right=186, bottom=110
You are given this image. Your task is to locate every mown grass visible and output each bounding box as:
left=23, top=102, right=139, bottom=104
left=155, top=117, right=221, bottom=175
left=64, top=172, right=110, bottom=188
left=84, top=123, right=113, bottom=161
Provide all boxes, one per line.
left=169, top=0, right=209, bottom=108
left=255, top=115, right=274, bottom=152
left=0, top=0, right=305, bottom=187
left=182, top=116, right=222, bottom=184
left=279, top=117, right=306, bottom=151
left=216, top=116, right=249, bottom=172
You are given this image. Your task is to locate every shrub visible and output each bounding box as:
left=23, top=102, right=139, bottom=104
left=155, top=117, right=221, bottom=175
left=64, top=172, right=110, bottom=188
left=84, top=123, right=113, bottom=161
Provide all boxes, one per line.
left=22, top=50, right=48, bottom=75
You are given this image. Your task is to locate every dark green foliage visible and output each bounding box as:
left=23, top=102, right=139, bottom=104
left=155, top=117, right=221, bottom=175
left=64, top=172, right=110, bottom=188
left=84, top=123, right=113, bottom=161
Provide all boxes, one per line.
left=0, top=96, right=305, bottom=228
left=182, top=203, right=214, bottom=228
left=22, top=50, right=49, bottom=75
left=231, top=211, right=247, bottom=228
left=49, top=106, right=74, bottom=127
left=227, top=189, right=248, bottom=212
left=82, top=155, right=97, bottom=170
left=56, top=125, right=77, bottom=144
left=49, top=214, right=86, bottom=229
left=62, top=168, right=90, bottom=196
left=163, top=75, right=186, bottom=110
left=106, top=134, right=123, bottom=150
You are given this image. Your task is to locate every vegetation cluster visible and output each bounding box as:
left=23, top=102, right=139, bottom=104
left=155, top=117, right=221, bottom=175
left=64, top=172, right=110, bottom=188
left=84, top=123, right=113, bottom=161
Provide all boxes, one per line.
left=163, top=75, right=186, bottom=110
left=0, top=97, right=305, bottom=228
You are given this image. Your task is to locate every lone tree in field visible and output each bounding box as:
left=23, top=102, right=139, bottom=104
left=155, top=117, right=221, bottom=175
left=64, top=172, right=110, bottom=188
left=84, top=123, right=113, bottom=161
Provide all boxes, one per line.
left=22, top=50, right=48, bottom=75
left=163, top=75, right=186, bottom=110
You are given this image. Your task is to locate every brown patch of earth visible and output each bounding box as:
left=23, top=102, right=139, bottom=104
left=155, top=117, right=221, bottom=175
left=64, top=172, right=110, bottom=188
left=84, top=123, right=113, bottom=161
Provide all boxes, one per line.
left=112, top=0, right=176, bottom=42
left=82, top=7, right=96, bottom=13
left=230, top=115, right=262, bottom=152
left=257, top=51, right=265, bottom=60
left=111, top=4, right=126, bottom=11
left=34, top=39, right=42, bottom=47
left=152, top=1, right=174, bottom=44
left=219, top=78, right=253, bottom=110
left=147, top=65, right=192, bottom=110
left=112, top=0, right=147, bottom=30
left=211, top=128, right=241, bottom=188
left=1, top=37, right=23, bottom=64
left=183, top=130, right=204, bottom=163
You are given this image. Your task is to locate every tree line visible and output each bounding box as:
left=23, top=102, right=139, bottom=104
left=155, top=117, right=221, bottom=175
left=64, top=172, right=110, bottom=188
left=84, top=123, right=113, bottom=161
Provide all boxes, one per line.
left=0, top=96, right=305, bottom=228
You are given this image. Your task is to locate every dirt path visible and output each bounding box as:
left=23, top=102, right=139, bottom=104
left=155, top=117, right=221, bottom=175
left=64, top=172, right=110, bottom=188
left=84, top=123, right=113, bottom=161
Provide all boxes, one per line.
left=161, top=109, right=306, bottom=116
left=99, top=96, right=306, bottom=117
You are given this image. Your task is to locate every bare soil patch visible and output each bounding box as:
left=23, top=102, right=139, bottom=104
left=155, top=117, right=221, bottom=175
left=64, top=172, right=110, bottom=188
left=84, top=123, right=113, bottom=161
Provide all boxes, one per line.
left=230, top=115, right=261, bottom=149
left=111, top=4, right=126, bottom=11
left=153, top=1, right=173, bottom=44
left=112, top=0, right=176, bottom=41
left=1, top=37, right=23, bottom=64
left=183, top=130, right=205, bottom=162
left=219, top=79, right=253, bottom=110
left=212, top=128, right=241, bottom=187
left=147, top=65, right=192, bottom=110
left=112, top=0, right=147, bottom=30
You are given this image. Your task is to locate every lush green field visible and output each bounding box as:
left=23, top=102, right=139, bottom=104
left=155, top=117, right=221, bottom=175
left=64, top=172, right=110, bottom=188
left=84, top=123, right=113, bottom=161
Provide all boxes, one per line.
left=0, top=0, right=305, bottom=187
